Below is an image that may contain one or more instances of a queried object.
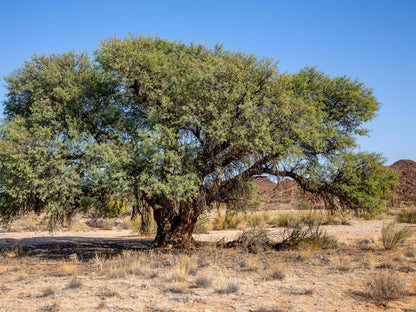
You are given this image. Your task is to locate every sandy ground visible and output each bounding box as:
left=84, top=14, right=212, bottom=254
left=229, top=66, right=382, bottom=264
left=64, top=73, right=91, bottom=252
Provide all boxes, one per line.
left=0, top=219, right=415, bottom=312
left=0, top=219, right=389, bottom=248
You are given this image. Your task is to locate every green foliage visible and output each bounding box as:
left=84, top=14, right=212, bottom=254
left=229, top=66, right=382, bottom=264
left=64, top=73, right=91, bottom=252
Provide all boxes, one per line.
left=0, top=52, right=128, bottom=226
left=223, top=180, right=263, bottom=212
left=101, top=199, right=128, bottom=218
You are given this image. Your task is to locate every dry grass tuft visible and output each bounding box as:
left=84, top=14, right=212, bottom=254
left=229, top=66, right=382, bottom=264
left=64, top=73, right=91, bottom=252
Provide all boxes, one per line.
left=98, top=286, right=120, bottom=298
left=39, top=287, right=56, bottom=298
left=213, top=212, right=245, bottom=230
left=216, top=281, right=239, bottom=294
left=167, top=254, right=198, bottom=282
left=263, top=261, right=287, bottom=281
left=239, top=254, right=263, bottom=272
left=194, top=274, right=213, bottom=289
left=66, top=279, right=82, bottom=289
left=38, top=302, right=60, bottom=312
left=56, top=257, right=78, bottom=276
left=381, top=221, right=413, bottom=250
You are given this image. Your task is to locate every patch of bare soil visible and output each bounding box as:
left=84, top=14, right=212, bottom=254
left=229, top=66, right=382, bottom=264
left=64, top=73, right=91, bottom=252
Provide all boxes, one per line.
left=0, top=220, right=415, bottom=312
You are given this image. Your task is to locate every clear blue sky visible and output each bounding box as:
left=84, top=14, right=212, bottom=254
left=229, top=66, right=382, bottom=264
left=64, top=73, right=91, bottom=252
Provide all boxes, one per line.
left=0, top=0, right=415, bottom=164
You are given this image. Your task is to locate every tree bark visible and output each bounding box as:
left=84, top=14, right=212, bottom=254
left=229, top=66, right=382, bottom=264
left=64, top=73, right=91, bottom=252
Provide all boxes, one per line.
left=149, top=199, right=199, bottom=249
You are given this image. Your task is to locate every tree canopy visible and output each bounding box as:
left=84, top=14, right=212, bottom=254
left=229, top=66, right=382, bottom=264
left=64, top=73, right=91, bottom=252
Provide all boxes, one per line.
left=0, top=36, right=398, bottom=247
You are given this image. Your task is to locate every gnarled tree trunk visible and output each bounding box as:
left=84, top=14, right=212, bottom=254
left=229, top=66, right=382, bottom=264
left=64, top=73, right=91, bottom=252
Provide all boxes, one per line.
left=148, top=198, right=200, bottom=249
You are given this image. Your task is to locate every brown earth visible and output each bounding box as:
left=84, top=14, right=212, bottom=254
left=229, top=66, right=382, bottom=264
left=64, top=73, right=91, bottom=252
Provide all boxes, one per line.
left=0, top=219, right=415, bottom=312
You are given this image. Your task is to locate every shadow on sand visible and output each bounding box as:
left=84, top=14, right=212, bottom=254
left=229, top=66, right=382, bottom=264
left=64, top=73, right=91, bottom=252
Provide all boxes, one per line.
left=0, top=236, right=154, bottom=260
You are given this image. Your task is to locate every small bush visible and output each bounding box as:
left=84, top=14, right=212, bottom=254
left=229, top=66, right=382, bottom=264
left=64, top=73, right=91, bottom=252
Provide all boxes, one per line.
left=365, top=271, right=406, bottom=305
left=396, top=207, right=416, bottom=224
left=246, top=214, right=265, bottom=229
left=213, top=212, right=245, bottom=230
left=270, top=213, right=299, bottom=228
left=276, top=223, right=338, bottom=250
left=235, top=228, right=273, bottom=252
left=381, top=221, right=413, bottom=250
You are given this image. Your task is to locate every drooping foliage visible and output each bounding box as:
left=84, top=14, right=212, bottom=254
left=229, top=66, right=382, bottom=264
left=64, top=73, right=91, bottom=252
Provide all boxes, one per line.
left=0, top=36, right=398, bottom=247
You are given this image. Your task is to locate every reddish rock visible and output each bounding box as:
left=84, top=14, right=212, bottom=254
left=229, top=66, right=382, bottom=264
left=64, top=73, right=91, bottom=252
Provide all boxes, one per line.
left=389, top=159, right=416, bottom=205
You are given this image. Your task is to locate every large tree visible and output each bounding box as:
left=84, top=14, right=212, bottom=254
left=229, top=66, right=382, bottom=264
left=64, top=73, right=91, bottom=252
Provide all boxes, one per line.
left=1, top=36, right=397, bottom=247
left=95, top=36, right=397, bottom=247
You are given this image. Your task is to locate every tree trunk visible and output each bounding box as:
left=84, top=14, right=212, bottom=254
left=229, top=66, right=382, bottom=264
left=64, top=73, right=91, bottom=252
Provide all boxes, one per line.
left=151, top=201, right=199, bottom=249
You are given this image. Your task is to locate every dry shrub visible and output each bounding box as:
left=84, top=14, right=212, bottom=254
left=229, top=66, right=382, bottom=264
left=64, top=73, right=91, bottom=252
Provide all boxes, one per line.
left=246, top=213, right=266, bottom=228
left=381, top=221, right=413, bottom=250
left=3, top=245, right=26, bottom=258
left=396, top=207, right=416, bottom=224
left=331, top=255, right=352, bottom=272
left=365, top=270, right=407, bottom=305
left=235, top=228, right=273, bottom=252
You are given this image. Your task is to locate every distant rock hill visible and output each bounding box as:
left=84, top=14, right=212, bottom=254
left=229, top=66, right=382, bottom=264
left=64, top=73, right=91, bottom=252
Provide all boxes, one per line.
left=253, top=159, right=416, bottom=208
left=389, top=159, right=416, bottom=205
left=253, top=177, right=319, bottom=209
